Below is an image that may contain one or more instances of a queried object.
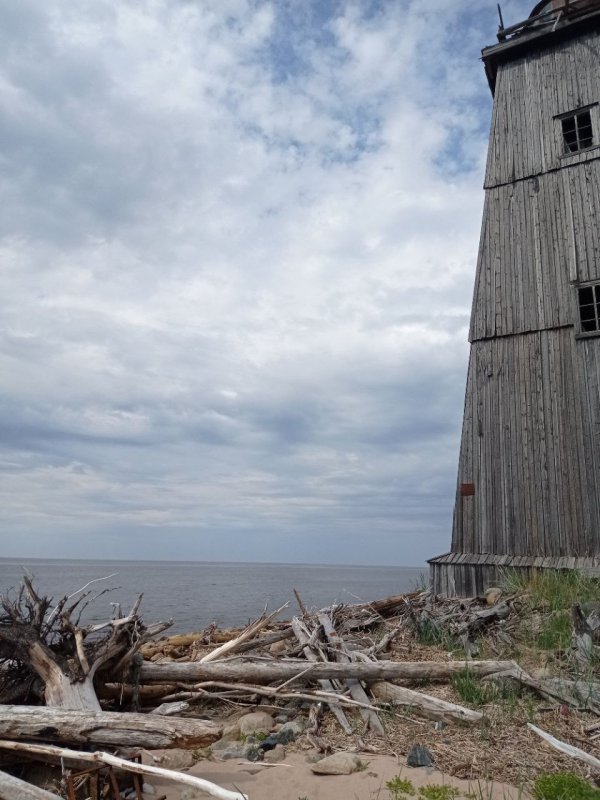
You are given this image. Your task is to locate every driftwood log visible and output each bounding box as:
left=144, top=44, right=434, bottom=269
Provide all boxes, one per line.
left=0, top=578, right=171, bottom=711
left=0, top=770, right=61, bottom=800
left=369, top=681, right=483, bottom=723
left=0, top=741, right=247, bottom=800
left=528, top=723, right=600, bottom=770
left=0, top=706, right=221, bottom=749
left=317, top=612, right=385, bottom=735
left=139, top=659, right=516, bottom=684
left=290, top=617, right=353, bottom=735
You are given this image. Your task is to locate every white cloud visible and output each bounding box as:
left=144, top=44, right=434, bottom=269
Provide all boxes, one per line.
left=0, top=0, right=535, bottom=563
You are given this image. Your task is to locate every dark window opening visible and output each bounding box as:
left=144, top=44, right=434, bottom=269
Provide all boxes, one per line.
left=578, top=284, right=600, bottom=333
left=562, top=110, right=594, bottom=154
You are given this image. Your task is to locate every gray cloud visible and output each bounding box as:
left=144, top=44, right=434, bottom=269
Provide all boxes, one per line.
left=0, top=0, right=535, bottom=564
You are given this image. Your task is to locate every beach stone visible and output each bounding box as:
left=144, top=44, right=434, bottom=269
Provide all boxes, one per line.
left=259, top=734, right=279, bottom=751
left=211, top=738, right=232, bottom=752
left=269, top=639, right=288, bottom=656
left=220, top=721, right=241, bottom=742
left=242, top=744, right=263, bottom=762
left=152, top=749, right=195, bottom=769
left=275, top=719, right=304, bottom=744
left=213, top=742, right=263, bottom=762
left=263, top=744, right=287, bottom=763
left=239, top=711, right=274, bottom=736
left=485, top=587, right=502, bottom=605
left=407, top=744, right=434, bottom=768
left=192, top=747, right=211, bottom=761
left=310, top=752, right=362, bottom=775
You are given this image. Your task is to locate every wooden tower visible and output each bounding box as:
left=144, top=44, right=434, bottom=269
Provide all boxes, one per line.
left=429, top=0, right=600, bottom=595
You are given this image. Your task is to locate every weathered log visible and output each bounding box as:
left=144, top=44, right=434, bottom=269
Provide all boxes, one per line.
left=98, top=682, right=178, bottom=702
left=235, top=627, right=295, bottom=654
left=369, top=681, right=483, bottom=723
left=151, top=700, right=190, bottom=716
left=200, top=604, right=288, bottom=664
left=0, top=741, right=247, bottom=800
left=0, top=579, right=172, bottom=711
left=173, top=679, right=385, bottom=712
left=317, top=612, right=385, bottom=736
left=0, top=706, right=221, bottom=749
left=485, top=666, right=600, bottom=713
left=139, top=659, right=516, bottom=684
left=528, top=723, right=600, bottom=770
left=0, top=770, right=61, bottom=800
left=290, top=617, right=353, bottom=735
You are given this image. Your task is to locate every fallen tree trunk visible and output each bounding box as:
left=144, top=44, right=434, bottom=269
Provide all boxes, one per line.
left=98, top=682, right=178, bottom=703
left=0, top=578, right=172, bottom=712
left=369, top=681, right=483, bottom=723
left=0, top=741, right=247, bottom=800
left=0, top=770, right=61, bottom=800
left=0, top=706, right=221, bottom=749
left=139, top=659, right=516, bottom=685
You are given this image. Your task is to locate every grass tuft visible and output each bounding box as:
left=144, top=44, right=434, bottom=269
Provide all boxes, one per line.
left=418, top=786, right=460, bottom=800
left=533, top=771, right=600, bottom=799
left=386, top=776, right=416, bottom=798
left=502, top=569, right=600, bottom=612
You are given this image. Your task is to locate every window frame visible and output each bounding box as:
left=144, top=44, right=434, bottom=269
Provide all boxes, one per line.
left=576, top=281, right=600, bottom=338
left=555, top=103, right=598, bottom=157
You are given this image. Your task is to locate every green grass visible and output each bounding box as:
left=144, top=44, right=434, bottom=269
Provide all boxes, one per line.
left=418, top=787, right=460, bottom=800
left=533, top=772, right=600, bottom=799
left=386, top=776, right=416, bottom=798
left=501, top=568, right=600, bottom=651
left=451, top=668, right=520, bottom=708
left=535, top=610, right=572, bottom=650
left=412, top=618, right=458, bottom=651
left=502, top=568, right=600, bottom=612
left=385, top=778, right=465, bottom=800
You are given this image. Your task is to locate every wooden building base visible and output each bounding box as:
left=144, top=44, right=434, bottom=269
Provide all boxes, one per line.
left=428, top=552, right=600, bottom=597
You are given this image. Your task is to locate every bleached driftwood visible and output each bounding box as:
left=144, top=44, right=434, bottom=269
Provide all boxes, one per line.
left=199, top=604, right=289, bottom=663
left=235, top=627, right=295, bottom=654
left=169, top=680, right=386, bottom=714
left=139, top=658, right=517, bottom=684
left=0, top=740, right=247, bottom=800
left=369, top=681, right=483, bottom=723
left=528, top=723, right=600, bottom=770
left=317, top=612, right=385, bottom=736
left=0, top=578, right=172, bottom=711
left=0, top=705, right=221, bottom=749
left=0, top=770, right=61, bottom=800
left=485, top=665, right=600, bottom=713
left=291, top=617, right=353, bottom=735
left=151, top=700, right=191, bottom=715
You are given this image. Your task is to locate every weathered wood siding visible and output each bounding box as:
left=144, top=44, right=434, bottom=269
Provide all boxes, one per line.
left=452, top=329, right=600, bottom=558
left=430, top=553, right=600, bottom=596
left=485, top=30, right=600, bottom=188
left=470, top=161, right=600, bottom=341
left=442, top=24, right=600, bottom=587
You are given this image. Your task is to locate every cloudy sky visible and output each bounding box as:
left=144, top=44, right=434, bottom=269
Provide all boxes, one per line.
left=0, top=0, right=534, bottom=566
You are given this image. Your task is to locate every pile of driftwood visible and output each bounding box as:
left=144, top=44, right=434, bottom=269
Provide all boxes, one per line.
left=1, top=580, right=600, bottom=799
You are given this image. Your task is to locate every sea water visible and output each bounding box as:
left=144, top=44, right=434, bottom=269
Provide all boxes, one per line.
left=0, top=558, right=426, bottom=632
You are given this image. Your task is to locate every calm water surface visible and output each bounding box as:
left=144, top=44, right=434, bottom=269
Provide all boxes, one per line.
left=0, top=559, right=426, bottom=632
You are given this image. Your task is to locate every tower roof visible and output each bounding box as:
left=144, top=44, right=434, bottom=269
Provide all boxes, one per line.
left=483, top=0, right=600, bottom=93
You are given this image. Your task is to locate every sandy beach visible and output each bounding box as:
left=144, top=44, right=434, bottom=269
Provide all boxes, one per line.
left=145, top=751, right=530, bottom=800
